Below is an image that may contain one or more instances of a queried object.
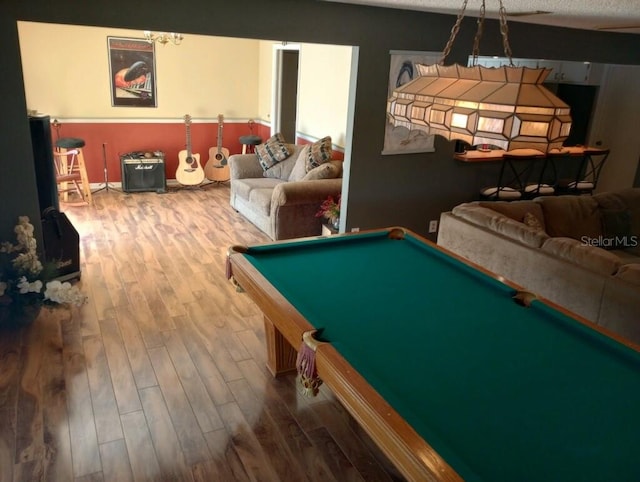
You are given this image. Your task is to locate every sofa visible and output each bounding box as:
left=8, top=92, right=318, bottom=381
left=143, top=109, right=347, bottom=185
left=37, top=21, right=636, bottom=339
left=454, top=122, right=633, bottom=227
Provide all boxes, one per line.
left=437, top=188, right=640, bottom=345
left=229, top=136, right=343, bottom=240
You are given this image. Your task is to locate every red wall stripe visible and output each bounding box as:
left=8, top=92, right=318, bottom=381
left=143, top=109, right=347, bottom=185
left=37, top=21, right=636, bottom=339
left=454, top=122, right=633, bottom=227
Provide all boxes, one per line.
left=51, top=121, right=342, bottom=182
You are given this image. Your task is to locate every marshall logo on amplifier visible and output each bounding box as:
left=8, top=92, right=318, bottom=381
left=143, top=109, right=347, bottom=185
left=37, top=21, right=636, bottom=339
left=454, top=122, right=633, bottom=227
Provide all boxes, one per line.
left=42, top=208, right=81, bottom=282
left=121, top=151, right=166, bottom=193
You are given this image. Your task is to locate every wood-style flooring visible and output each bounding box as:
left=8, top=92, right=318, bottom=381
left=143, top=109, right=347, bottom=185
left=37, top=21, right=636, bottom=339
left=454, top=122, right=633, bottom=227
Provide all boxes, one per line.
left=0, top=185, right=404, bottom=482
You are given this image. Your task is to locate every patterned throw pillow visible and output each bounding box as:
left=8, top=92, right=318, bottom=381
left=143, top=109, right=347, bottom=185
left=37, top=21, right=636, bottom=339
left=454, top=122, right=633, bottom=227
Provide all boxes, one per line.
left=523, top=212, right=544, bottom=231
left=263, top=144, right=297, bottom=179
left=255, top=133, right=291, bottom=171
left=305, top=136, right=333, bottom=172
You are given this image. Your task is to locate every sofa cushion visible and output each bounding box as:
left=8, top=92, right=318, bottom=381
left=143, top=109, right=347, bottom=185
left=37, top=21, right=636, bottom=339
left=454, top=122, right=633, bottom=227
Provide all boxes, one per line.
left=255, top=133, right=291, bottom=170
left=535, top=195, right=602, bottom=240
left=596, top=188, right=640, bottom=236
left=288, top=145, right=310, bottom=182
left=541, top=237, right=621, bottom=276
left=302, top=160, right=343, bottom=181
left=305, top=136, right=333, bottom=172
left=233, top=177, right=284, bottom=202
left=598, top=208, right=632, bottom=249
left=248, top=188, right=274, bottom=217
left=609, top=249, right=640, bottom=265
left=614, top=264, right=640, bottom=286
left=478, top=201, right=545, bottom=231
left=615, top=188, right=640, bottom=234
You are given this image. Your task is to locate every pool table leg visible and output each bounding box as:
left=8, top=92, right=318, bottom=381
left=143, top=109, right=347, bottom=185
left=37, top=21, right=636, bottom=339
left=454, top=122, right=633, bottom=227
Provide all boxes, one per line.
left=264, top=316, right=297, bottom=376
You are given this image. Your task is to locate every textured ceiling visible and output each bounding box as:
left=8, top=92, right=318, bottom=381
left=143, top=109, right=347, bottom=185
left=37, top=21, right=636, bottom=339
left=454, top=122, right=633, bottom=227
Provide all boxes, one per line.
left=320, top=0, right=640, bottom=34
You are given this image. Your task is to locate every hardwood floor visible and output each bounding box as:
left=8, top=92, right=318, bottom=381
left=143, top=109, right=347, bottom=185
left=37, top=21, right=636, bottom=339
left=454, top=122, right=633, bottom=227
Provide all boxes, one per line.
left=0, top=185, right=403, bottom=482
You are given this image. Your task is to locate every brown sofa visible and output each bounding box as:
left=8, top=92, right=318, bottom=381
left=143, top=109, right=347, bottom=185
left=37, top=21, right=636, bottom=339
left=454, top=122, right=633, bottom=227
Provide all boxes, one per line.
left=229, top=144, right=343, bottom=240
left=438, top=188, right=640, bottom=345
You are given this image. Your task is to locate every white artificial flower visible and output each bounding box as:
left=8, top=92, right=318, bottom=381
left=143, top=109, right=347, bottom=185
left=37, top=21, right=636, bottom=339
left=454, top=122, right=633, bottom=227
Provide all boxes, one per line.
left=43, top=280, right=63, bottom=302
left=17, top=276, right=43, bottom=294
left=12, top=251, right=43, bottom=275
left=1, top=216, right=87, bottom=312
left=44, top=280, right=87, bottom=307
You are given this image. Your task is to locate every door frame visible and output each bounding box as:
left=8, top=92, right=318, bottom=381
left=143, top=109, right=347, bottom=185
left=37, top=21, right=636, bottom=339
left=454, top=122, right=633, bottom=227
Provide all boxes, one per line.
left=271, top=43, right=300, bottom=140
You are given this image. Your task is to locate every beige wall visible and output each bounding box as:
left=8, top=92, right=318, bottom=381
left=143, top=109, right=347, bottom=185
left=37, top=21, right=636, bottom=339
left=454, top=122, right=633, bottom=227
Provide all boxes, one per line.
left=588, top=64, right=640, bottom=192
left=18, top=21, right=260, bottom=120
left=18, top=21, right=353, bottom=148
left=257, top=40, right=275, bottom=124
left=297, top=43, right=352, bottom=147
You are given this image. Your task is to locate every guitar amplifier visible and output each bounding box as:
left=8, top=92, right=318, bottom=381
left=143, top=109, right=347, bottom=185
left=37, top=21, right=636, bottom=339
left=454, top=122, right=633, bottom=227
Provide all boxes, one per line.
left=41, top=208, right=81, bottom=282
left=121, top=152, right=166, bottom=193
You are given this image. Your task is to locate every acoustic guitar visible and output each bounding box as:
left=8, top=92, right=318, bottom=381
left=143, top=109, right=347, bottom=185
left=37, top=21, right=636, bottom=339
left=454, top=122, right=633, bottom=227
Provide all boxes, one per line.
left=204, top=114, right=231, bottom=182
left=176, top=114, right=204, bottom=186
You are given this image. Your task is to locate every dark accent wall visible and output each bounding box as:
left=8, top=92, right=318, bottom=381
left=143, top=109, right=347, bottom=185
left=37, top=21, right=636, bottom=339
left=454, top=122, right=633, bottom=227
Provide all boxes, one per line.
left=1, top=0, right=639, bottom=247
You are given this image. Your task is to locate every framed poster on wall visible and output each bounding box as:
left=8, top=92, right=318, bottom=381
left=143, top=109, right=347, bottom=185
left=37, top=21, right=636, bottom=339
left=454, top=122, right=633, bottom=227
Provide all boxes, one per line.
left=107, top=36, right=157, bottom=107
left=383, top=50, right=440, bottom=155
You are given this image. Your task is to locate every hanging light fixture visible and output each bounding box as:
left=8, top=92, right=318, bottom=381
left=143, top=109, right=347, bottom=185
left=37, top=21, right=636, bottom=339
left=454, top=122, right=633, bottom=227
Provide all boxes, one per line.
left=143, top=31, right=184, bottom=45
left=387, top=0, right=572, bottom=153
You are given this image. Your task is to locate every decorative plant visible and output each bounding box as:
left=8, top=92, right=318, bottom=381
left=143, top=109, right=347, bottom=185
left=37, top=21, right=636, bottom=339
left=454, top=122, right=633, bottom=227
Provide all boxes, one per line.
left=316, top=195, right=341, bottom=225
left=0, top=216, right=86, bottom=326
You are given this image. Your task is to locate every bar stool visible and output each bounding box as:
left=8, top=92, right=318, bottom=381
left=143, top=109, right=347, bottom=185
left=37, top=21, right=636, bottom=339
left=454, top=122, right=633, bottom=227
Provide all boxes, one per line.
left=54, top=137, right=92, bottom=205
left=479, top=149, right=545, bottom=201
left=239, top=135, right=262, bottom=154
left=556, top=148, right=610, bottom=196
left=522, top=156, right=557, bottom=199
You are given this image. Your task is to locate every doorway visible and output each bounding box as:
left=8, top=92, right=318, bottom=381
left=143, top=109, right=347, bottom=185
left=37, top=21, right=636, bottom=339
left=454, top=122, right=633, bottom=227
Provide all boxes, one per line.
left=272, top=44, right=299, bottom=143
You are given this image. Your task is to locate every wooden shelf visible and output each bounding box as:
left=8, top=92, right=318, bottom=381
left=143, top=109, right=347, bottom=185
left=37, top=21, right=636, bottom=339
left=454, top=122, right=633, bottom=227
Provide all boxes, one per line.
left=454, top=146, right=606, bottom=163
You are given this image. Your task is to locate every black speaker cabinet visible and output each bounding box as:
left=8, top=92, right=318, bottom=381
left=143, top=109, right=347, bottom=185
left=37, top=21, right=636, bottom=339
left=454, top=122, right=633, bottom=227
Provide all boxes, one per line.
left=121, top=152, right=166, bottom=193
left=29, top=114, right=60, bottom=214
left=41, top=208, right=81, bottom=282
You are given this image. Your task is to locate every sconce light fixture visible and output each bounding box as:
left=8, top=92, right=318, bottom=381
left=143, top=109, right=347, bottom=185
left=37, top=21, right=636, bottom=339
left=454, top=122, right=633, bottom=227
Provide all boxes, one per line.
left=143, top=31, right=184, bottom=45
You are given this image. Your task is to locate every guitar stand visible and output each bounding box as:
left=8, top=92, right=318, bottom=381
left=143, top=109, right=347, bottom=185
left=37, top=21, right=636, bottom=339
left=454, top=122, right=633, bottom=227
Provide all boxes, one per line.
left=92, top=143, right=121, bottom=194
left=170, top=183, right=204, bottom=192
left=201, top=179, right=230, bottom=188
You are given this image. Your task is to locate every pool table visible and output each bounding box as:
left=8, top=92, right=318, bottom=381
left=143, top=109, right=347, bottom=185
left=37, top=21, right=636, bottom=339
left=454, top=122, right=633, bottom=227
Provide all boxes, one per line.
left=227, top=227, right=640, bottom=482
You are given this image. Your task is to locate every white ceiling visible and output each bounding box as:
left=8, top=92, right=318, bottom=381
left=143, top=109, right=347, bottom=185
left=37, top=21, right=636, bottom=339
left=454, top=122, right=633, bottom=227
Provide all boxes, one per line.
left=320, top=0, right=640, bottom=34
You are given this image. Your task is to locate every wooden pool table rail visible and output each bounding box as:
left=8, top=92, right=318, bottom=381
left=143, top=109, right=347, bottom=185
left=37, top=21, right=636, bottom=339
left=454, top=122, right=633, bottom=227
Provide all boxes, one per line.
left=227, top=243, right=463, bottom=482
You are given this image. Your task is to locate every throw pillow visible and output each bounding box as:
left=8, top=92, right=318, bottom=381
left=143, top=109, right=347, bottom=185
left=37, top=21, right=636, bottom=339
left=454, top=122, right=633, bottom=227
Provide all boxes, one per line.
left=255, top=133, right=291, bottom=171
left=288, top=145, right=310, bottom=182
left=302, top=160, right=343, bottom=181
left=263, top=144, right=297, bottom=180
left=523, top=212, right=544, bottom=231
left=305, top=136, right=333, bottom=172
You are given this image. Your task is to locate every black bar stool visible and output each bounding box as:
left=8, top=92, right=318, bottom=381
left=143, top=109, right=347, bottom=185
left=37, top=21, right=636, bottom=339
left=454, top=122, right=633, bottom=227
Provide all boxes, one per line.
left=239, top=135, right=262, bottom=154
left=479, top=150, right=545, bottom=201
left=556, top=148, right=610, bottom=195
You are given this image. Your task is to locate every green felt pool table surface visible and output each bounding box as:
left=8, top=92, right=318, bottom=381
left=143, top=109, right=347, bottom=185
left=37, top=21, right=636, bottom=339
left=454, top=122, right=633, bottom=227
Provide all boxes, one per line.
left=238, top=228, right=640, bottom=481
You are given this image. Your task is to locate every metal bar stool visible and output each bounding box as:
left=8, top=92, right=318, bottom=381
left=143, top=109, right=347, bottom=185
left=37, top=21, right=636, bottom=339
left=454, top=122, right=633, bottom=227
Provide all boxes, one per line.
left=479, top=150, right=545, bottom=201
left=54, top=137, right=92, bottom=205
left=522, top=156, right=557, bottom=199
left=556, top=148, right=610, bottom=195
